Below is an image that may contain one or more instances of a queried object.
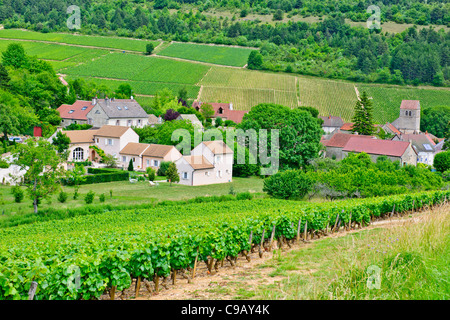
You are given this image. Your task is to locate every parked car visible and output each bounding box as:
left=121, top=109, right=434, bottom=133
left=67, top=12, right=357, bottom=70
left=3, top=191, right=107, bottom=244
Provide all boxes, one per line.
left=8, top=137, right=23, bottom=143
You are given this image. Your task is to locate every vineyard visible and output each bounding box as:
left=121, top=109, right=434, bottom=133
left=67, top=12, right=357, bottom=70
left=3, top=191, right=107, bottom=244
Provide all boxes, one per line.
left=0, top=29, right=158, bottom=52
left=157, top=42, right=254, bottom=67
left=0, top=190, right=448, bottom=300
left=63, top=54, right=210, bottom=84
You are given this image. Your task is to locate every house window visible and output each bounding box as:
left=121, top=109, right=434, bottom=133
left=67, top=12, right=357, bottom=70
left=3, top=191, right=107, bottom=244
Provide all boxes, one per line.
left=133, top=157, right=135, bottom=163
left=73, top=147, right=84, bottom=161
left=182, top=172, right=188, bottom=179
left=216, top=170, right=222, bottom=178
left=96, top=138, right=99, bottom=143
left=128, top=120, right=132, bottom=126
left=153, top=160, right=159, bottom=167
left=116, top=120, right=120, bottom=126
left=107, top=139, right=113, bottom=145
left=138, top=119, right=141, bottom=126
left=218, top=107, right=223, bottom=114
left=122, top=156, right=127, bottom=162
left=216, top=155, right=222, bottom=163
left=146, top=159, right=149, bottom=166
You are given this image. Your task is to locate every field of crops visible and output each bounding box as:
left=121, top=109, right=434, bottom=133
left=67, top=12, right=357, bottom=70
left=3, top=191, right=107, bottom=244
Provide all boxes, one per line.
left=0, top=190, right=447, bottom=300
left=357, top=84, right=450, bottom=123
left=0, top=29, right=159, bottom=52
left=198, top=67, right=299, bottom=110
left=157, top=42, right=254, bottom=67
left=297, top=76, right=358, bottom=122
left=66, top=76, right=200, bottom=99
left=64, top=53, right=210, bottom=84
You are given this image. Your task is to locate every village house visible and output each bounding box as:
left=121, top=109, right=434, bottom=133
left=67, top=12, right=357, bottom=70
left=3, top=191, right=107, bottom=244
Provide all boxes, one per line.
left=391, top=132, right=438, bottom=166
left=339, top=122, right=354, bottom=134
left=319, top=115, right=344, bottom=135
left=192, top=101, right=248, bottom=124
left=53, top=128, right=98, bottom=162
left=93, top=125, right=139, bottom=161
left=119, top=142, right=182, bottom=171
left=175, top=140, right=233, bottom=186
left=342, top=137, right=417, bottom=166
left=57, top=100, right=95, bottom=127
left=322, top=132, right=376, bottom=161
left=176, top=114, right=203, bottom=130
left=86, top=97, right=149, bottom=128
left=148, top=114, right=162, bottom=127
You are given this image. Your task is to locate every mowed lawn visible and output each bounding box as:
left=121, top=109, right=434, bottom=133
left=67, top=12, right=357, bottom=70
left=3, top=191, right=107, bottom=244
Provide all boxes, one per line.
left=0, top=177, right=265, bottom=218
left=157, top=42, right=254, bottom=67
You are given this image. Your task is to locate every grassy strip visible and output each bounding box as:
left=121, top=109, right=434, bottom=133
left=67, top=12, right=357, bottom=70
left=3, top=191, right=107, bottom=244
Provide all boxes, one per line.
left=244, top=203, right=449, bottom=300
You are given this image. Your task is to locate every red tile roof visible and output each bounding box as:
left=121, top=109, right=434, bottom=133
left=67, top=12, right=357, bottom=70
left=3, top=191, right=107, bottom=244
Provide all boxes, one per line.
left=323, top=133, right=375, bottom=148
left=343, top=137, right=413, bottom=157
left=400, top=100, right=420, bottom=110
left=340, top=123, right=354, bottom=131
left=57, top=100, right=94, bottom=121
left=192, top=101, right=248, bottom=124
left=384, top=123, right=401, bottom=136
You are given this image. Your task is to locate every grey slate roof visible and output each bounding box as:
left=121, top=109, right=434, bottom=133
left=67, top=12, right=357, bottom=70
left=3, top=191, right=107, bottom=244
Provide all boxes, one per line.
left=96, top=98, right=148, bottom=118
left=319, top=116, right=344, bottom=128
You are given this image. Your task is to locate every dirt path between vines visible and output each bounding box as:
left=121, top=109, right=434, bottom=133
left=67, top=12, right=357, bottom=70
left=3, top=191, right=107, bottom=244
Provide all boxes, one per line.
left=101, top=204, right=446, bottom=300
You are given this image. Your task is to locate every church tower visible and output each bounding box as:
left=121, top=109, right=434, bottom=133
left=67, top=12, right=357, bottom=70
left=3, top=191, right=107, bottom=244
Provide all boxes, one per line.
left=392, top=100, right=420, bottom=134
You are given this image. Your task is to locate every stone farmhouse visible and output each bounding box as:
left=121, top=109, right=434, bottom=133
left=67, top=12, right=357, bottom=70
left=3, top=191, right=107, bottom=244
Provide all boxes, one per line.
left=57, top=100, right=95, bottom=127
left=319, top=115, right=344, bottom=135
left=192, top=101, right=248, bottom=124
left=322, top=132, right=376, bottom=161
left=176, top=114, right=203, bottom=130
left=87, top=97, right=149, bottom=128
left=342, top=138, right=417, bottom=166
left=58, top=97, right=149, bottom=129
left=175, top=140, right=233, bottom=186
left=392, top=132, right=439, bottom=166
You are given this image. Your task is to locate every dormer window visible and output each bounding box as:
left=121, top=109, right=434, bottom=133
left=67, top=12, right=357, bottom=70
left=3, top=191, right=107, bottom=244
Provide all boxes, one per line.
left=218, top=107, right=223, bottom=114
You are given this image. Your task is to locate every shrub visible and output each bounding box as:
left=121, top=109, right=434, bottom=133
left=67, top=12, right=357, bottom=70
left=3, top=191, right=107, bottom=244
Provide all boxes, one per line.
left=0, top=159, right=9, bottom=168
left=263, top=170, right=313, bottom=199
left=99, top=193, right=106, bottom=203
left=146, top=167, right=156, bottom=181
left=236, top=192, right=253, bottom=200
left=157, top=161, right=171, bottom=176
left=128, top=159, right=134, bottom=171
left=434, top=151, right=450, bottom=173
left=57, top=191, right=68, bottom=203
left=84, top=191, right=95, bottom=204
left=11, top=186, right=24, bottom=203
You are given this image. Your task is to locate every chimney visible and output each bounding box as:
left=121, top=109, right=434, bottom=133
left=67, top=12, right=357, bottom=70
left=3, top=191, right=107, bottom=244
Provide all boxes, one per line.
left=229, top=103, right=233, bottom=110
left=328, top=114, right=331, bottom=119
left=92, top=96, right=97, bottom=105
left=105, top=96, right=110, bottom=107
left=131, top=95, right=134, bottom=100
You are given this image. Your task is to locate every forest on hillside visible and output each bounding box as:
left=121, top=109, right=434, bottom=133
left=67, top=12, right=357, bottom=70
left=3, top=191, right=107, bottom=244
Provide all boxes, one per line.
left=0, top=1, right=449, bottom=87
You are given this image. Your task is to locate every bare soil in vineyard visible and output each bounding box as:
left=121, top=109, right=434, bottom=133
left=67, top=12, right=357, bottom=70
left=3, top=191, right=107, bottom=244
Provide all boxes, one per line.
left=101, top=203, right=449, bottom=300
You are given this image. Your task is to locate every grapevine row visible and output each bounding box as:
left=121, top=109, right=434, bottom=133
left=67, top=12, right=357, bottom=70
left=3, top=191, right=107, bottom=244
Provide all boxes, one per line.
left=0, top=190, right=448, bottom=300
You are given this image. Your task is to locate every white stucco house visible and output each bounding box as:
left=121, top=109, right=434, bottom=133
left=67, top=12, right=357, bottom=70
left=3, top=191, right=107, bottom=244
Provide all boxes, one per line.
left=175, top=140, right=233, bottom=186
left=93, top=125, right=139, bottom=161
left=119, top=142, right=182, bottom=171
